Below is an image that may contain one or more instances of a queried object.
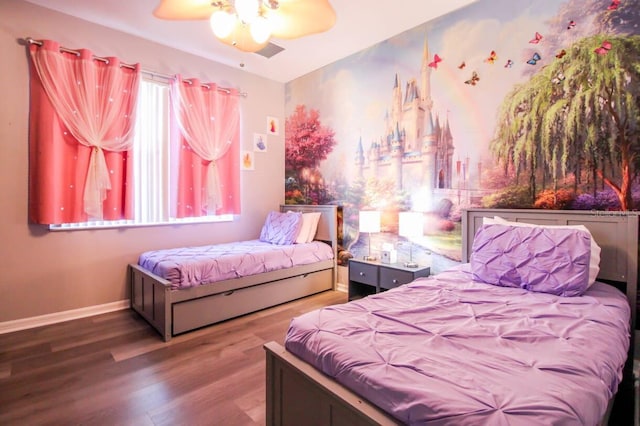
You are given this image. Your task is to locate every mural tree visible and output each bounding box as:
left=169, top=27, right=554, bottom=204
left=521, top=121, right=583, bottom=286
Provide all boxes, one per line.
left=491, top=34, right=640, bottom=210
left=285, top=105, right=337, bottom=204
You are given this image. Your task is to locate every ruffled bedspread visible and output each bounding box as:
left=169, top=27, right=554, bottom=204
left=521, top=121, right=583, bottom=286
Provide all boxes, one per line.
left=285, top=264, right=630, bottom=425
left=139, top=240, right=334, bottom=289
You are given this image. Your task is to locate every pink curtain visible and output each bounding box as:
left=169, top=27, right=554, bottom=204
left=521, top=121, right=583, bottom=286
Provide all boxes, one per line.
left=171, top=76, right=240, bottom=217
left=28, top=40, right=140, bottom=223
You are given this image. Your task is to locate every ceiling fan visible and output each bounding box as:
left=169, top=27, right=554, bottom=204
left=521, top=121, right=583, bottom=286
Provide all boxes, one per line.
left=153, top=0, right=337, bottom=53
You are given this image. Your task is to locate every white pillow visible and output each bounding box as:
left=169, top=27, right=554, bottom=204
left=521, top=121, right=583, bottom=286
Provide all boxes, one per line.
left=488, top=216, right=601, bottom=287
left=295, top=212, right=322, bottom=243
left=305, top=212, right=322, bottom=242
left=482, top=217, right=501, bottom=225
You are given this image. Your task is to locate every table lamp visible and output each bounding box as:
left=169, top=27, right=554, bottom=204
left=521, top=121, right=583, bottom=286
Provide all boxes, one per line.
left=399, top=211, right=423, bottom=268
left=359, top=210, right=381, bottom=261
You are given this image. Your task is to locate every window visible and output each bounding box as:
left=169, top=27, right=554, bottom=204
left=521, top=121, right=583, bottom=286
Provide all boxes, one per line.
left=133, top=78, right=170, bottom=224
left=29, top=40, right=240, bottom=229
left=50, top=78, right=232, bottom=230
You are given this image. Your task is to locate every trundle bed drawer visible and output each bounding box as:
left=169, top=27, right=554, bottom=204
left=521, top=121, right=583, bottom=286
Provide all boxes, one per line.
left=172, top=268, right=332, bottom=335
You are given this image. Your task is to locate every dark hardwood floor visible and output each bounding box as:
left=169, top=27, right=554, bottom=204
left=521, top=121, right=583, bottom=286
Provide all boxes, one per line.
left=0, top=290, right=347, bottom=425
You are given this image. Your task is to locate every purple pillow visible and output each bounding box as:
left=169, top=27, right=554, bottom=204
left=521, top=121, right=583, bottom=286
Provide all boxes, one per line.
left=470, top=224, right=591, bottom=296
left=259, top=211, right=303, bottom=245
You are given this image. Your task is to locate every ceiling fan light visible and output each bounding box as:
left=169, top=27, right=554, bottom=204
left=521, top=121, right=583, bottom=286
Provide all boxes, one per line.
left=210, top=10, right=235, bottom=39
left=250, top=15, right=272, bottom=44
left=152, top=0, right=336, bottom=52
left=235, top=0, right=259, bottom=23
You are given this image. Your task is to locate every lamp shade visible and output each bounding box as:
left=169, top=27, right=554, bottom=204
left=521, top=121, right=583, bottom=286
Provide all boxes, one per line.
left=399, top=212, right=423, bottom=238
left=250, top=15, right=272, bottom=43
left=359, top=211, right=381, bottom=233
left=210, top=10, right=235, bottom=38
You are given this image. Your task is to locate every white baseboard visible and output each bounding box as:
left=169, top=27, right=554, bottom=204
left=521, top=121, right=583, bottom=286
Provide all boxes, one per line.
left=0, top=300, right=130, bottom=335
left=336, top=282, right=347, bottom=293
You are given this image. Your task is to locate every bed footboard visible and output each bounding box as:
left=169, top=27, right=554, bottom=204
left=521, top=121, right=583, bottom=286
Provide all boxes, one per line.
left=129, top=263, right=172, bottom=341
left=264, top=341, right=400, bottom=426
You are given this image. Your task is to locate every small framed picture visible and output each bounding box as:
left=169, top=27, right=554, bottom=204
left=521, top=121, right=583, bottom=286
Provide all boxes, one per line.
left=253, top=133, right=267, bottom=152
left=241, top=150, right=254, bottom=170
left=267, top=116, right=279, bottom=135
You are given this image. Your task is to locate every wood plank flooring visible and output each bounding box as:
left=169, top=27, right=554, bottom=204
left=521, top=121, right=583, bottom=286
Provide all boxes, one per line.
left=0, top=290, right=347, bottom=425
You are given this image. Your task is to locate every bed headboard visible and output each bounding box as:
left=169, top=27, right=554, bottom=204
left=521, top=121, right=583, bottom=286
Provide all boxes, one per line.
left=279, top=204, right=339, bottom=254
left=462, top=208, right=638, bottom=330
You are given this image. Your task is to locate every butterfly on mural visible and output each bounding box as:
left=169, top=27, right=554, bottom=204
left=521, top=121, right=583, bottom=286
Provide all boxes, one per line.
left=607, top=0, right=621, bottom=10
left=458, top=61, right=466, bottom=69
left=552, top=72, right=566, bottom=84
left=567, top=20, right=576, bottom=29
left=527, top=52, right=542, bottom=65
left=485, top=50, right=498, bottom=64
left=555, top=49, right=567, bottom=59
left=529, top=32, right=543, bottom=44
left=428, top=54, right=443, bottom=69
left=464, top=71, right=480, bottom=86
left=504, top=59, right=514, bottom=68
left=595, top=40, right=612, bottom=55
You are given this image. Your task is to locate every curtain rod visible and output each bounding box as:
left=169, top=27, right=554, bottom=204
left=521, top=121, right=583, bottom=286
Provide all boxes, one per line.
left=25, top=37, right=247, bottom=97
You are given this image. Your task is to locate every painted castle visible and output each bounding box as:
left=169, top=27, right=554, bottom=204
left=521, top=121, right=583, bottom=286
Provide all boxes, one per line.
left=355, top=39, right=457, bottom=209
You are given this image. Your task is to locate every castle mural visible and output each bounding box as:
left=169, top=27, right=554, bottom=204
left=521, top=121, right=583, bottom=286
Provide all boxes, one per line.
left=356, top=41, right=456, bottom=202
left=284, top=0, right=640, bottom=267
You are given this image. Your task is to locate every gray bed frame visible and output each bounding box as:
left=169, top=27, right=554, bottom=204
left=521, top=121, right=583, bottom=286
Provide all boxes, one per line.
left=130, top=204, right=338, bottom=342
left=264, top=208, right=638, bottom=425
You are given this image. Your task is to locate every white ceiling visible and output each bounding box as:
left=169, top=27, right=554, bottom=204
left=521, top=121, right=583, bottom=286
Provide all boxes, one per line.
left=23, top=0, right=477, bottom=83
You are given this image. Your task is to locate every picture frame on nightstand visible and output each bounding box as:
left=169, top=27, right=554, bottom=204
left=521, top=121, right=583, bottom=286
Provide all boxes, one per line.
left=380, top=249, right=397, bottom=264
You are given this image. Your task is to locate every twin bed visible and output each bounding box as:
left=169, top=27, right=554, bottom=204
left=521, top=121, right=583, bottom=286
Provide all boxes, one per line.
left=264, top=208, right=638, bottom=425
left=129, top=204, right=339, bottom=341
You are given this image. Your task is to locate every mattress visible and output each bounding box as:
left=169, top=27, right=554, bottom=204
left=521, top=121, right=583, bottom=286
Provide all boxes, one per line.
left=284, top=264, right=630, bottom=425
left=139, top=240, right=334, bottom=289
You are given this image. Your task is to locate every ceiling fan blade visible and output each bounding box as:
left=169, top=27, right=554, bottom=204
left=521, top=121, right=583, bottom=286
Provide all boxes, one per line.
left=267, top=0, right=336, bottom=39
left=153, top=0, right=214, bottom=20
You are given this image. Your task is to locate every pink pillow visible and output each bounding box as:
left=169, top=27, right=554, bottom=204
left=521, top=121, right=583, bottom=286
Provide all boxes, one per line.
left=259, top=211, right=303, bottom=245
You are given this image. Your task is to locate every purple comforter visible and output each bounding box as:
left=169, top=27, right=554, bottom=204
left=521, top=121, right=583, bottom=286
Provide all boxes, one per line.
left=139, top=240, right=334, bottom=289
left=285, top=264, right=630, bottom=425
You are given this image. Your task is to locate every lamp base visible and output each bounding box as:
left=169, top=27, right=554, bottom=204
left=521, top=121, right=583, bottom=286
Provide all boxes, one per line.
left=363, top=255, right=377, bottom=261
left=404, top=261, right=419, bottom=268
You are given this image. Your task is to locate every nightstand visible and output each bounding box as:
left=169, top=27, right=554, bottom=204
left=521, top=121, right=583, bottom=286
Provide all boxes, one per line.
left=348, top=258, right=430, bottom=301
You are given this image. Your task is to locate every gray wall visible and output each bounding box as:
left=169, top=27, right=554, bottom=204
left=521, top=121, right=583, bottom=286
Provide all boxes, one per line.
left=0, top=0, right=285, bottom=322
